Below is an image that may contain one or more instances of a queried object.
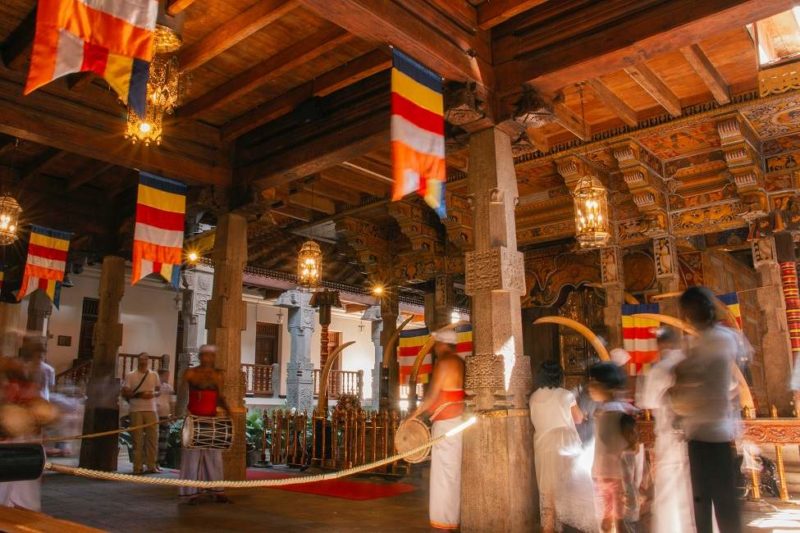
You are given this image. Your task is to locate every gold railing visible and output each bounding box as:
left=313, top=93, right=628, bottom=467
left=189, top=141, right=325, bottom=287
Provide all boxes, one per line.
left=55, top=360, right=92, bottom=389
left=639, top=407, right=800, bottom=501
left=242, top=363, right=274, bottom=397
left=312, top=369, right=363, bottom=400
left=264, top=407, right=409, bottom=474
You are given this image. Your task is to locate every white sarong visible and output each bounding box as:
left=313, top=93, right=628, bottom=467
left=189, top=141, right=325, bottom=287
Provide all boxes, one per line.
left=430, top=417, right=462, bottom=529
left=179, top=447, right=224, bottom=498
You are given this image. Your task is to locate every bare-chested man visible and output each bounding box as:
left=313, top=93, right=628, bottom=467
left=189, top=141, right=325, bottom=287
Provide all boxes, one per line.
left=179, top=344, right=231, bottom=504
left=410, top=328, right=465, bottom=531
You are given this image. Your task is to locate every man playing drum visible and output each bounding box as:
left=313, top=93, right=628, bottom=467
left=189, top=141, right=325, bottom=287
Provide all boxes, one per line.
left=178, top=345, right=231, bottom=504
left=409, top=328, right=465, bottom=531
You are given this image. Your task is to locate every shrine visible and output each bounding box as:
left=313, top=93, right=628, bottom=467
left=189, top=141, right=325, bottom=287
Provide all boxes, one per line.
left=1, top=1, right=800, bottom=532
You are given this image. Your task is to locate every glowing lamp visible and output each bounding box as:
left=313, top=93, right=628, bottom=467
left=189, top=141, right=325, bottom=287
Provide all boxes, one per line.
left=297, top=240, right=322, bottom=288
left=572, top=176, right=610, bottom=249
left=0, top=195, right=22, bottom=245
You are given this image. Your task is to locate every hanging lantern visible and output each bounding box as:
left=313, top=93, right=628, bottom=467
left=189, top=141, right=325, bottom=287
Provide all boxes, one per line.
left=297, top=240, right=322, bottom=288
left=572, top=176, right=610, bottom=249
left=125, top=26, right=183, bottom=146
left=0, top=195, right=22, bottom=245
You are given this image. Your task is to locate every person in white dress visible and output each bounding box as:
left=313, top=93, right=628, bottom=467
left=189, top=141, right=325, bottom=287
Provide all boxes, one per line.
left=530, top=361, right=597, bottom=532
left=638, top=326, right=696, bottom=533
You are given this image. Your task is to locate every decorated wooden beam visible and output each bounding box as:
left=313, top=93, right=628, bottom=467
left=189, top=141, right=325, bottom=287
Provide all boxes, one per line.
left=624, top=63, right=682, bottom=117
left=318, top=167, right=390, bottom=198
left=18, top=148, right=66, bottom=185
left=0, top=77, right=230, bottom=186
left=680, top=44, right=731, bottom=105
left=1, top=9, right=35, bottom=70
left=497, top=0, right=794, bottom=95
left=221, top=49, right=391, bottom=141
left=297, top=0, right=493, bottom=88
left=178, top=0, right=298, bottom=72
left=586, top=78, right=638, bottom=127
left=176, top=25, right=354, bottom=120
left=166, top=0, right=197, bottom=16
left=477, top=0, right=548, bottom=30
left=67, top=160, right=116, bottom=192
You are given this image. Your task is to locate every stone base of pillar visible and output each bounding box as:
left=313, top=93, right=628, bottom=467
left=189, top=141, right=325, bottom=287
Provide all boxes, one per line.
left=287, top=361, right=314, bottom=413
left=462, top=414, right=536, bottom=532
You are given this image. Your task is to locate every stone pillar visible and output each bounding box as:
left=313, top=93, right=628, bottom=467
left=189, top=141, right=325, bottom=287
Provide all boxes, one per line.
left=361, top=305, right=383, bottom=409
left=0, top=302, right=22, bottom=357
left=753, top=236, right=795, bottom=415
left=276, top=289, right=316, bottom=412
left=205, top=213, right=248, bottom=480
left=654, top=236, right=681, bottom=317
left=176, top=265, right=213, bottom=416
left=379, top=292, right=399, bottom=409
left=79, top=256, right=125, bottom=471
left=462, top=127, right=535, bottom=532
left=600, top=246, right=624, bottom=348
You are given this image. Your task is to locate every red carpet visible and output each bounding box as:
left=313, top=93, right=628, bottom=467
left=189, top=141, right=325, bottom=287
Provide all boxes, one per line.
left=246, top=469, right=416, bottom=500
left=163, top=468, right=415, bottom=501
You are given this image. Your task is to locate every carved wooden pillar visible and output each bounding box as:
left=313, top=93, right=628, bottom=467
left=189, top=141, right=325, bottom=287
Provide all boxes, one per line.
left=752, top=236, right=794, bottom=415
left=361, top=305, right=383, bottom=409
left=205, top=213, right=247, bottom=480
left=79, top=256, right=124, bottom=471
left=379, top=290, right=399, bottom=410
left=654, top=235, right=681, bottom=317
left=600, top=246, right=624, bottom=348
left=276, top=289, right=316, bottom=412
left=462, top=127, right=535, bottom=532
left=0, top=302, right=23, bottom=357
left=424, top=274, right=455, bottom=332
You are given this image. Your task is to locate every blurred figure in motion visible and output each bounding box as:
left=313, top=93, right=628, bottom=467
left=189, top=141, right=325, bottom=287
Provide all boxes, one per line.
left=671, top=286, right=743, bottom=533
left=156, top=369, right=175, bottom=467
left=639, top=326, right=696, bottom=533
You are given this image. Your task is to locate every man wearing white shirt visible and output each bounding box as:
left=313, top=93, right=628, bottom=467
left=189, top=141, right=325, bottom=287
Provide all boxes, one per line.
left=122, top=353, right=160, bottom=474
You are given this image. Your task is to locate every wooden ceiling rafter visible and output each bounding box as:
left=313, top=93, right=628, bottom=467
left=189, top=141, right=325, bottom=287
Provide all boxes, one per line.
left=18, top=147, right=66, bottom=184
left=297, top=0, right=494, bottom=90
left=176, top=25, right=354, bottom=120
left=222, top=48, right=391, bottom=141
left=1, top=8, right=35, bottom=70
left=586, top=78, right=638, bottom=127
left=478, top=0, right=549, bottom=30
left=624, top=63, right=683, bottom=117
left=67, top=160, right=116, bottom=192
left=680, top=44, right=731, bottom=105
left=166, top=0, right=198, bottom=16
left=178, top=0, right=299, bottom=72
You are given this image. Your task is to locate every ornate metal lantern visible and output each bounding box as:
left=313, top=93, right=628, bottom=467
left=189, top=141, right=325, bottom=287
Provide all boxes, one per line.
left=572, top=176, right=610, bottom=249
left=0, top=195, right=22, bottom=245
left=297, top=240, right=322, bottom=288
left=125, top=26, right=183, bottom=146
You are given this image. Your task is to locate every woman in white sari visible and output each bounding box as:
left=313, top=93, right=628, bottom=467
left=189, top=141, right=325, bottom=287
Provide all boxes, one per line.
left=530, top=361, right=597, bottom=532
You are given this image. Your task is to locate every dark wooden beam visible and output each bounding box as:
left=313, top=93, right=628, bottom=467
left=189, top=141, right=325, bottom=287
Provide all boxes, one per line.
left=68, top=160, right=116, bottom=191
left=0, top=77, right=230, bottom=186
left=178, top=0, right=298, bottom=72
left=177, top=26, right=353, bottom=120
left=319, top=167, right=389, bottom=198
left=304, top=180, right=362, bottom=205
left=67, top=73, right=95, bottom=92
left=19, top=148, right=66, bottom=184
left=680, top=44, right=731, bottom=105
left=222, top=49, right=390, bottom=141
left=298, top=0, right=493, bottom=87
left=478, top=0, right=549, bottom=30
left=497, top=0, right=794, bottom=95
left=624, top=63, right=682, bottom=117
left=287, top=190, right=336, bottom=214
left=1, top=9, right=36, bottom=70
left=167, top=0, right=197, bottom=16
left=586, top=78, right=638, bottom=127
left=552, top=100, right=590, bottom=141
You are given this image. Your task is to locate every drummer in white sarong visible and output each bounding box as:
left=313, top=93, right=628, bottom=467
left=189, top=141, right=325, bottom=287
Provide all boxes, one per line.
left=178, top=345, right=231, bottom=504
left=409, top=328, right=465, bottom=531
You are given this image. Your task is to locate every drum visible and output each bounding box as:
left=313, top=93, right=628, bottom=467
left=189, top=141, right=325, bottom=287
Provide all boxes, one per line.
left=394, top=418, right=431, bottom=464
left=181, top=415, right=233, bottom=450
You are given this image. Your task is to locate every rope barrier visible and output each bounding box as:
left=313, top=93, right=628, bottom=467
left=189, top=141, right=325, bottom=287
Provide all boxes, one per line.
left=30, top=417, right=181, bottom=444
left=44, top=417, right=478, bottom=489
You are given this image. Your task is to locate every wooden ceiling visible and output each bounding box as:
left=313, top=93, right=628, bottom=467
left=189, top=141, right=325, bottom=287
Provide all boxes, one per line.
left=0, top=0, right=797, bottom=287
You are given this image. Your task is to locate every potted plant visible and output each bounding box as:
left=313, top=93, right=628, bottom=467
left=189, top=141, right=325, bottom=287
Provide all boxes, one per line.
left=245, top=411, right=265, bottom=467
left=164, top=419, right=184, bottom=469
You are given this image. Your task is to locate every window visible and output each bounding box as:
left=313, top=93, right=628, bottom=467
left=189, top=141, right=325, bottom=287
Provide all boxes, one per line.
left=77, top=297, right=98, bottom=360
left=255, top=322, right=280, bottom=366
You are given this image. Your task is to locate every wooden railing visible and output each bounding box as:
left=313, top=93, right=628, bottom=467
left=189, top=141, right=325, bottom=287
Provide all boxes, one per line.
left=55, top=360, right=92, bottom=389
left=264, top=407, right=408, bottom=474
left=116, top=353, right=164, bottom=380
left=242, top=363, right=274, bottom=397
left=312, top=369, right=363, bottom=400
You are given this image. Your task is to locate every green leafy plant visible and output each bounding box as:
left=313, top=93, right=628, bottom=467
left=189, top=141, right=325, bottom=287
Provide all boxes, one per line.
left=246, top=411, right=265, bottom=452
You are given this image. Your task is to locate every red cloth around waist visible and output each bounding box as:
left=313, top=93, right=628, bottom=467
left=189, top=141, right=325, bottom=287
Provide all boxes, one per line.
left=428, top=389, right=465, bottom=421
left=188, top=388, right=218, bottom=417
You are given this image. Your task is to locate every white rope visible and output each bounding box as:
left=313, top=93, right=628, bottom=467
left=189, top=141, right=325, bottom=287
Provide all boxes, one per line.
left=46, top=417, right=478, bottom=489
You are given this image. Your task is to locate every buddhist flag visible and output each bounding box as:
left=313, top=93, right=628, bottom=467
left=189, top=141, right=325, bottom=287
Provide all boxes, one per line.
left=398, top=325, right=472, bottom=384
left=718, top=292, right=743, bottom=329
left=18, top=225, right=72, bottom=304
left=25, top=0, right=158, bottom=117
left=391, top=48, right=446, bottom=218
left=132, top=172, right=187, bottom=288
left=622, top=304, right=660, bottom=375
